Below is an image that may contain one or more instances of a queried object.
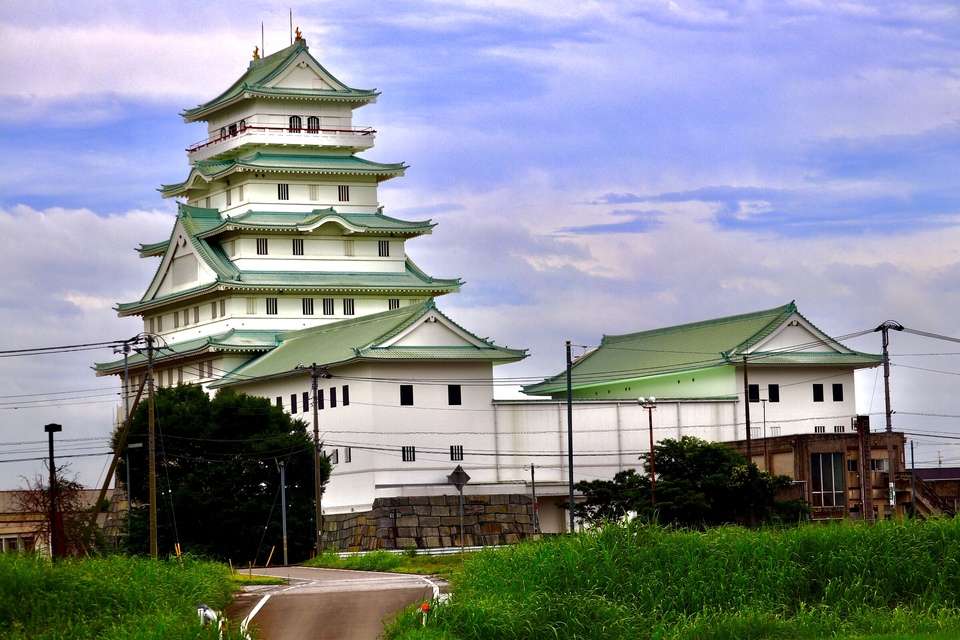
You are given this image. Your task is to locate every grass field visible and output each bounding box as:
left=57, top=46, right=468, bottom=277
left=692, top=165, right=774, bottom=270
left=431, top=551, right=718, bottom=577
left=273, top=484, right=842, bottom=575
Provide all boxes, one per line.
left=385, top=518, right=960, bottom=640
left=304, top=549, right=470, bottom=579
left=0, top=554, right=245, bottom=640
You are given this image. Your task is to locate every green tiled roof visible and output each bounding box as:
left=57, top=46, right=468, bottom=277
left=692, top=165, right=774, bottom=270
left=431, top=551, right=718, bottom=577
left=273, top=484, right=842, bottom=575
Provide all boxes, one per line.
left=210, top=300, right=527, bottom=387
left=208, top=208, right=434, bottom=236
left=118, top=203, right=460, bottom=316
left=522, top=302, right=883, bottom=396
left=93, top=330, right=280, bottom=375
left=181, top=40, right=378, bottom=122
left=117, top=261, right=461, bottom=315
left=160, top=154, right=407, bottom=197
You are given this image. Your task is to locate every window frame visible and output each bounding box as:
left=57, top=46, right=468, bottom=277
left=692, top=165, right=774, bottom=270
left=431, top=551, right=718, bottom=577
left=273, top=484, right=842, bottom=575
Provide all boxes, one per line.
left=813, top=384, right=824, bottom=403
left=811, top=452, right=845, bottom=508
left=448, top=384, right=462, bottom=406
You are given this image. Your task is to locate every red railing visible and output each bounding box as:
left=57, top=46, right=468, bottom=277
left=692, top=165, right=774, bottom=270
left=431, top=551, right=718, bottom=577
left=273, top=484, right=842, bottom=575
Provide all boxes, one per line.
left=186, top=124, right=376, bottom=153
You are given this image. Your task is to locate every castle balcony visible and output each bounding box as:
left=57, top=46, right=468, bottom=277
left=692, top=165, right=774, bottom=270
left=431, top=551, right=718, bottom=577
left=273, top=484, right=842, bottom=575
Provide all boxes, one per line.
left=187, top=123, right=376, bottom=164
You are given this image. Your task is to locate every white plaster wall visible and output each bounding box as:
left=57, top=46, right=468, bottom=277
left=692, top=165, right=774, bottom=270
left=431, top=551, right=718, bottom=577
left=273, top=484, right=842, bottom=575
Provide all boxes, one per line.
left=736, top=366, right=859, bottom=436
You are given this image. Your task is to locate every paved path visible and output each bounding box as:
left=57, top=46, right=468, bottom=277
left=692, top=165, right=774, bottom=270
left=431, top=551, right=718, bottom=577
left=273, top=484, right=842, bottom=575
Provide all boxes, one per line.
left=225, top=566, right=446, bottom=640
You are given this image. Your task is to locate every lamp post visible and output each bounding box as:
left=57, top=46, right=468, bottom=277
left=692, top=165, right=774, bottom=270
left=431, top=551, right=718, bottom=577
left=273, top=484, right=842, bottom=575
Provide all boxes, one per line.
left=638, top=398, right=657, bottom=502
left=760, top=398, right=768, bottom=472
left=44, top=423, right=62, bottom=559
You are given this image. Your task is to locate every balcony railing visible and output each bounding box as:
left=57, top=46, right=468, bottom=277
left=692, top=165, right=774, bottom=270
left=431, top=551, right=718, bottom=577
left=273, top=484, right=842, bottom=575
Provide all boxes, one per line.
left=186, top=124, right=377, bottom=155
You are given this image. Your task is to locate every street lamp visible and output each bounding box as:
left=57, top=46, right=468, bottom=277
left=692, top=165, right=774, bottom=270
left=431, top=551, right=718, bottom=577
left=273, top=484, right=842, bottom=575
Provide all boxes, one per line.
left=44, top=423, right=62, bottom=559
left=638, top=398, right=657, bottom=502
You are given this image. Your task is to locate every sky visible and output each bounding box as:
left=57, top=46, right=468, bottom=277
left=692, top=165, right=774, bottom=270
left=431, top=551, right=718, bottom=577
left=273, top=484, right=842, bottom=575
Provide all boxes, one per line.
left=1, top=0, right=960, bottom=488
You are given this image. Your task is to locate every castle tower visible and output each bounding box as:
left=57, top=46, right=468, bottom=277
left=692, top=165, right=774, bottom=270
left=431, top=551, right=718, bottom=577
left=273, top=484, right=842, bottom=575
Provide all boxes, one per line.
left=96, top=38, right=462, bottom=394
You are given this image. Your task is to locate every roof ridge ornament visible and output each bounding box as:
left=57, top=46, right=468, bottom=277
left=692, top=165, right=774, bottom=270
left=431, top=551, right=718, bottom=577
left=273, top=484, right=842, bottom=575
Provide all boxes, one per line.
left=253, top=46, right=260, bottom=60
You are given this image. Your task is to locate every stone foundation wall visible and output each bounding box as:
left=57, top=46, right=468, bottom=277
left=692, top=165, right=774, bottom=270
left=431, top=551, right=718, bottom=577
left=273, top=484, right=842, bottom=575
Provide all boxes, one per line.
left=323, top=493, right=536, bottom=552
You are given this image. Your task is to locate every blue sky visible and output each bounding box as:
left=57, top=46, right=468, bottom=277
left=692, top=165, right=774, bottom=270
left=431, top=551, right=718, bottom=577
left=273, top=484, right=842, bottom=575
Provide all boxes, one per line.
left=2, top=0, right=960, bottom=486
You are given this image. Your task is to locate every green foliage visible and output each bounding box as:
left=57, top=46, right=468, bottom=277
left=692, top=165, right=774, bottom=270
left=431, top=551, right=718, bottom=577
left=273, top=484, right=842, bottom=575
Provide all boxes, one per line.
left=14, top=468, right=112, bottom=557
left=575, top=436, right=806, bottom=527
left=116, top=385, right=331, bottom=564
left=0, top=554, right=243, bottom=639
left=386, top=518, right=960, bottom=639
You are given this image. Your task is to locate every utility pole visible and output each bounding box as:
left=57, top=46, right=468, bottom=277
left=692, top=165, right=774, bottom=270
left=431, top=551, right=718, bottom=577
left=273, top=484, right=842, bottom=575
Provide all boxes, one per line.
left=146, top=334, right=158, bottom=558
left=910, top=440, right=916, bottom=516
left=742, top=356, right=752, bottom=458
left=297, top=363, right=329, bottom=555
left=45, top=423, right=62, bottom=560
left=741, top=356, right=755, bottom=527
left=639, top=398, right=657, bottom=502
left=875, top=320, right=903, bottom=517
left=565, top=341, right=574, bottom=534
left=279, top=461, right=288, bottom=566
left=530, top=464, right=538, bottom=533
left=311, top=364, right=322, bottom=554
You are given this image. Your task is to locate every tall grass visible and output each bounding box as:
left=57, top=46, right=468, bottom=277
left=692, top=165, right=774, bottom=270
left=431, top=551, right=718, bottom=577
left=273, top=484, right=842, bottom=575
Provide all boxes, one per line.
left=0, top=554, right=243, bottom=640
left=387, top=518, right=960, bottom=639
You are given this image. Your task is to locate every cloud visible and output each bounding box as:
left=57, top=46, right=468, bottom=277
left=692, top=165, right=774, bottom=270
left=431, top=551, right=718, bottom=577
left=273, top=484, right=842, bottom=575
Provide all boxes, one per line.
left=0, top=205, right=171, bottom=485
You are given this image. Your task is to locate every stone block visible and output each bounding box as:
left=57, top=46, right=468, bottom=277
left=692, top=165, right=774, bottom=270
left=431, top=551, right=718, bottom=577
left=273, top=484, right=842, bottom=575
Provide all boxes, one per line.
left=397, top=515, right=418, bottom=527
left=483, top=522, right=502, bottom=534
left=412, top=505, right=432, bottom=516
left=397, top=537, right=417, bottom=548
left=420, top=516, right=441, bottom=527
left=504, top=533, right=520, bottom=544
left=425, top=536, right=442, bottom=548
left=464, top=505, right=484, bottom=516
left=431, top=506, right=452, bottom=517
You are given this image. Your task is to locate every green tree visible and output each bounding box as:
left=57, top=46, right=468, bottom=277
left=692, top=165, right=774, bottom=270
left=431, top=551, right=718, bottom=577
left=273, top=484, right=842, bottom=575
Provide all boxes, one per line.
left=115, top=385, right=330, bottom=563
left=575, top=436, right=806, bottom=527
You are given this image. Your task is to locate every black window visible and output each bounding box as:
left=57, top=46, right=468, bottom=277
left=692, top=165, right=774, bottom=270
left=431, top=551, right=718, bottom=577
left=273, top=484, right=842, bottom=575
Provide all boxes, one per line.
left=302, top=391, right=309, bottom=412
left=292, top=238, right=304, bottom=255
left=448, top=385, right=462, bottom=406
left=402, top=446, right=416, bottom=462
left=342, top=385, right=350, bottom=406
left=307, top=116, right=320, bottom=132
left=768, top=384, right=780, bottom=403
left=290, top=394, right=298, bottom=413
left=289, top=115, right=301, bottom=132
left=400, top=385, right=414, bottom=406
left=338, top=185, right=350, bottom=201
left=748, top=384, right=760, bottom=402
left=813, top=384, right=824, bottom=402
left=316, top=389, right=324, bottom=410
left=256, top=238, right=268, bottom=255
left=278, top=183, right=289, bottom=200
left=389, top=299, right=400, bottom=310
left=275, top=397, right=282, bottom=408
left=343, top=298, right=355, bottom=315
left=378, top=240, right=390, bottom=257
left=344, top=447, right=352, bottom=463
left=302, top=298, right=314, bottom=315
left=450, top=445, right=464, bottom=461
left=329, top=387, right=337, bottom=408
left=327, top=449, right=339, bottom=465
left=266, top=298, right=278, bottom=315
left=322, top=298, right=334, bottom=315
left=832, top=383, right=844, bottom=402
left=811, top=452, right=845, bottom=507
